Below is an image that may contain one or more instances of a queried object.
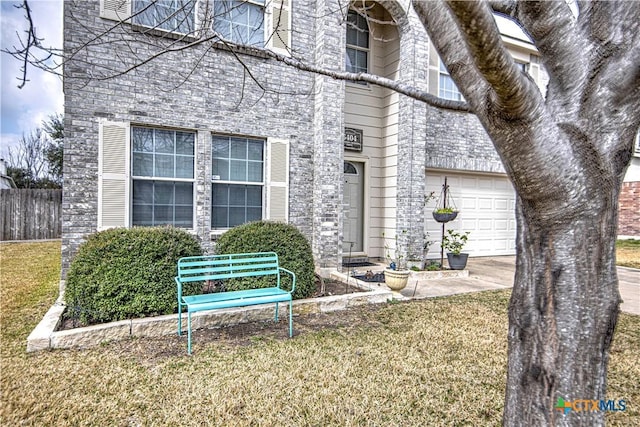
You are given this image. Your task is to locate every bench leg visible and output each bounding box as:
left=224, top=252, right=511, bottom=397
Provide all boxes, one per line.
left=274, top=302, right=279, bottom=322
left=177, top=302, right=182, bottom=336
left=289, top=300, right=293, bottom=337
left=187, top=311, right=192, bottom=355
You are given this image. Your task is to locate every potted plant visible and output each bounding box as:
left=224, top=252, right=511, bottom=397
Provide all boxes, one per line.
left=432, top=207, right=459, bottom=223
left=382, top=230, right=410, bottom=291
left=441, top=229, right=470, bottom=270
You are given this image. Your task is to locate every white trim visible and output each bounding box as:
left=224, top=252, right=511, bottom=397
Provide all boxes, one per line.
left=344, top=155, right=370, bottom=256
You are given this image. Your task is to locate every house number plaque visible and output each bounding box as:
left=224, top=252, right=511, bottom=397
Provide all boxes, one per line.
left=344, top=128, right=363, bottom=152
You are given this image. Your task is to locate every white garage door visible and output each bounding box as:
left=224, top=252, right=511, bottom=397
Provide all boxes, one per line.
left=425, top=172, right=516, bottom=257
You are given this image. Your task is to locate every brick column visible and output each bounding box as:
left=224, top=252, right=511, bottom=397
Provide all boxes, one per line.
left=312, top=0, right=345, bottom=271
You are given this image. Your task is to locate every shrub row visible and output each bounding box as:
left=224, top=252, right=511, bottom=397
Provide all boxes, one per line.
left=65, top=227, right=202, bottom=325
left=65, top=222, right=316, bottom=325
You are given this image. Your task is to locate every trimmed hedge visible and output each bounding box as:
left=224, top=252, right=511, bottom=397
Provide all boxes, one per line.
left=214, top=221, right=315, bottom=299
left=65, top=227, right=202, bottom=325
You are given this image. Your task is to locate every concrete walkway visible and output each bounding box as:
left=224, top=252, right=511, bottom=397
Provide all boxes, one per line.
left=396, top=256, right=640, bottom=316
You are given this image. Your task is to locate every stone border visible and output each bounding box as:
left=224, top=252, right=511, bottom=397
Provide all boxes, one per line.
left=410, top=269, right=469, bottom=280
left=26, top=276, right=393, bottom=352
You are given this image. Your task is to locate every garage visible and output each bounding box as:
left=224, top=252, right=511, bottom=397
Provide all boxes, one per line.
left=425, top=172, right=517, bottom=257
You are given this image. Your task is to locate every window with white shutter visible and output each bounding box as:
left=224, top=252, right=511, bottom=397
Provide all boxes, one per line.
left=98, top=120, right=130, bottom=229
left=100, top=0, right=132, bottom=22
left=267, top=0, right=291, bottom=53
left=265, top=137, right=289, bottom=222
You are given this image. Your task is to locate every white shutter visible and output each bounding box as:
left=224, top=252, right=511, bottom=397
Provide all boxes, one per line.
left=98, top=120, right=130, bottom=230
left=267, top=0, right=291, bottom=54
left=100, top=0, right=131, bottom=22
left=265, top=138, right=289, bottom=222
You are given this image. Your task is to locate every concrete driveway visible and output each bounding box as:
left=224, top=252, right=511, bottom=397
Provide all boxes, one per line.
left=400, top=256, right=640, bottom=315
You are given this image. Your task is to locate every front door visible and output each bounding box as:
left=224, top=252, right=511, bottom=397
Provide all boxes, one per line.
left=343, top=161, right=364, bottom=253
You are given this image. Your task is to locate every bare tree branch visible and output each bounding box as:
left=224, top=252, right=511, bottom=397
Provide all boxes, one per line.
left=516, top=1, right=585, bottom=98
left=264, top=47, right=470, bottom=111
left=412, top=0, right=488, bottom=115
left=445, top=0, right=543, bottom=120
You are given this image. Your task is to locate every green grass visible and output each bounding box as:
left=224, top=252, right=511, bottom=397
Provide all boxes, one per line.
left=1, top=241, right=638, bottom=426
left=617, top=239, right=640, bottom=269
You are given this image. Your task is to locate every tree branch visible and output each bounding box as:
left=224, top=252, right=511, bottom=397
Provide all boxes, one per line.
left=263, top=48, right=470, bottom=112
left=412, top=0, right=488, bottom=116
left=516, top=1, right=586, bottom=97
left=445, top=0, right=542, bottom=120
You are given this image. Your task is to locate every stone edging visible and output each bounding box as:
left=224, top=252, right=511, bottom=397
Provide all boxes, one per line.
left=26, top=278, right=393, bottom=352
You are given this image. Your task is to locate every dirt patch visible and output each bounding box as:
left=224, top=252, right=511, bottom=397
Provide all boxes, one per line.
left=110, top=299, right=391, bottom=364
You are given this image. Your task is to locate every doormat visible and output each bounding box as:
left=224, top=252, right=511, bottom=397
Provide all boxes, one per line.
left=342, top=261, right=377, bottom=267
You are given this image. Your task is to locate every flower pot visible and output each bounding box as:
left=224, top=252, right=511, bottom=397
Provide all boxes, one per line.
left=446, top=253, right=469, bottom=270
left=432, top=211, right=458, bottom=223
left=384, top=268, right=410, bottom=291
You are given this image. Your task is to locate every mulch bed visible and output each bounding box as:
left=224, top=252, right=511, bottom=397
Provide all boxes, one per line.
left=59, top=276, right=368, bottom=331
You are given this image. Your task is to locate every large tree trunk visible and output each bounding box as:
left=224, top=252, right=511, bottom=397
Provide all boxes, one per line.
left=504, top=191, right=622, bottom=425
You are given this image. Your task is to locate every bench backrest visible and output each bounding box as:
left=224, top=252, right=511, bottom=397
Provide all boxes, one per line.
left=176, top=252, right=281, bottom=285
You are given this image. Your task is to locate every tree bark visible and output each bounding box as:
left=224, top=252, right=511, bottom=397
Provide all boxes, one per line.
left=504, top=190, right=622, bottom=426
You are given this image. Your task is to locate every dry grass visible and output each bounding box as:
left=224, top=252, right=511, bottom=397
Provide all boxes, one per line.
left=617, top=239, right=640, bottom=269
left=1, top=241, right=638, bottom=426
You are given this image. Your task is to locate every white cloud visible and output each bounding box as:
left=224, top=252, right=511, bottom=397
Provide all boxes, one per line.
left=1, top=0, right=63, bottom=158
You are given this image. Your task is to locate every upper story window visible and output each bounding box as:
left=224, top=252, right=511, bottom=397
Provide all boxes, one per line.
left=211, top=135, right=265, bottom=229
left=346, top=9, right=369, bottom=75
left=131, top=126, right=195, bottom=228
left=438, top=60, right=464, bottom=101
left=132, top=0, right=197, bottom=34
left=213, top=0, right=266, bottom=47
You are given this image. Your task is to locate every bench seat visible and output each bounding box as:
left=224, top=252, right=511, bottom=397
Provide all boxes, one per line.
left=175, top=252, right=296, bottom=354
left=182, top=287, right=291, bottom=312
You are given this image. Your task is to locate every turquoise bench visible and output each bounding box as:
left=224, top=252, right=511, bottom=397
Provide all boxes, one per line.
left=175, top=252, right=296, bottom=354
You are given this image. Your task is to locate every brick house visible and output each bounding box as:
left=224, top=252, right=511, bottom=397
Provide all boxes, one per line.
left=618, top=134, right=640, bottom=239
left=62, top=0, right=552, bottom=275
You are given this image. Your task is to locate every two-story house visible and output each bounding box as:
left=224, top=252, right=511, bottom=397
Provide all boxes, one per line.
left=61, top=0, right=550, bottom=275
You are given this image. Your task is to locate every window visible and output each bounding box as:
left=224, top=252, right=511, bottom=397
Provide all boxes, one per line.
left=131, top=127, right=195, bottom=227
left=212, top=135, right=264, bottom=228
left=213, top=0, right=265, bottom=47
left=439, top=60, right=464, bottom=101
left=346, top=9, right=369, bottom=75
left=515, top=61, right=528, bottom=72
left=132, top=0, right=196, bottom=34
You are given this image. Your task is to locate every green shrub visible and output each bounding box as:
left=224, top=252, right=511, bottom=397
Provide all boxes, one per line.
left=214, top=221, right=315, bottom=299
left=65, top=227, right=202, bottom=325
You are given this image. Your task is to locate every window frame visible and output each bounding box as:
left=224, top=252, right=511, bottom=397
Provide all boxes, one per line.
left=131, top=0, right=198, bottom=36
left=212, top=0, right=267, bottom=47
left=345, top=9, right=370, bottom=79
left=211, top=134, right=266, bottom=230
left=130, top=126, right=196, bottom=229
left=438, top=59, right=464, bottom=101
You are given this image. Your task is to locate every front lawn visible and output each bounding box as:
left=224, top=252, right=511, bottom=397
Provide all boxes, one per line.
left=1, top=241, right=638, bottom=426
left=617, top=239, right=640, bottom=269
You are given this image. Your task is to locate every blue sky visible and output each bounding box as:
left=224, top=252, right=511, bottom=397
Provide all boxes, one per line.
left=0, top=0, right=63, bottom=159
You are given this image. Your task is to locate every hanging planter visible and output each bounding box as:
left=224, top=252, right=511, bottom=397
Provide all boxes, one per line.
left=432, top=208, right=458, bottom=223
left=432, top=179, right=459, bottom=223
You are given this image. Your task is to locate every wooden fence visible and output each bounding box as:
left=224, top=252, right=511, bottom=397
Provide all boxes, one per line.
left=0, top=189, right=62, bottom=241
